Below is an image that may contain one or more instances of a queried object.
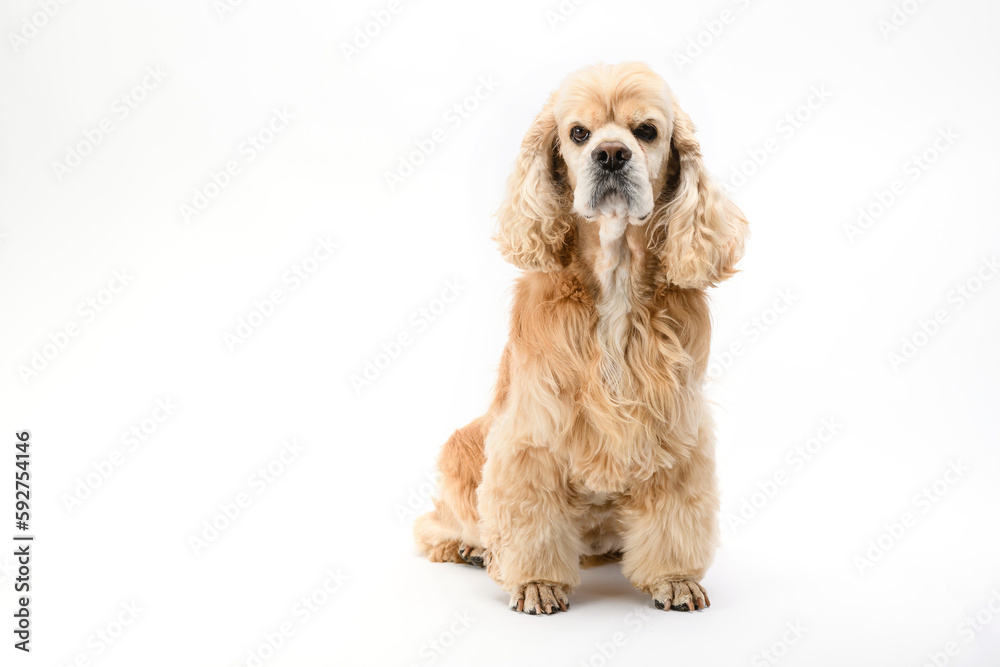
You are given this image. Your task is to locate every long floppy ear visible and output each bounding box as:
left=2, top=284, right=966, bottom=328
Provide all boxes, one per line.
left=493, top=95, right=572, bottom=272
left=657, top=102, right=748, bottom=289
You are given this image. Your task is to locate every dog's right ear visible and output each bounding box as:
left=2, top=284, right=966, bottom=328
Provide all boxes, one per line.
left=494, top=95, right=571, bottom=272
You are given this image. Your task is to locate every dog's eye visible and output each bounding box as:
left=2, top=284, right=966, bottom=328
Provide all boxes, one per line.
left=570, top=126, right=590, bottom=144
left=633, top=124, right=657, bottom=142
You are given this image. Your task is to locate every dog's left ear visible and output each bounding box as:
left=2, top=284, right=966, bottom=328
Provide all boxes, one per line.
left=657, top=102, right=748, bottom=289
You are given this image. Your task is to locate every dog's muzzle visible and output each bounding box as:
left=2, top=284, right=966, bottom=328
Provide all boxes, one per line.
left=588, top=141, right=643, bottom=215
left=575, top=140, right=653, bottom=222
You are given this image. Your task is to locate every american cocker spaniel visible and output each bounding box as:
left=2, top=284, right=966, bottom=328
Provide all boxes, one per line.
left=414, top=62, right=748, bottom=614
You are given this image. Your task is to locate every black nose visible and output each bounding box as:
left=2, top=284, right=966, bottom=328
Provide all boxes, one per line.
left=592, top=141, right=632, bottom=172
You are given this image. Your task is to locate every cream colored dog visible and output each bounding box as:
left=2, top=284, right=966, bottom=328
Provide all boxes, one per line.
left=414, top=62, right=748, bottom=614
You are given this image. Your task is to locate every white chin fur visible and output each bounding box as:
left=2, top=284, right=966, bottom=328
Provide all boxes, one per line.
left=573, top=188, right=654, bottom=224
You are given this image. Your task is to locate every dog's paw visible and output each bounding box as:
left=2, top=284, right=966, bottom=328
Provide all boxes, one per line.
left=424, top=539, right=463, bottom=564
left=509, top=582, right=569, bottom=615
left=651, top=579, right=710, bottom=611
left=458, top=545, right=487, bottom=568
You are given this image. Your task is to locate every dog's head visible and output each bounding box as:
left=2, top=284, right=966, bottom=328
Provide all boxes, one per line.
left=495, top=62, right=748, bottom=288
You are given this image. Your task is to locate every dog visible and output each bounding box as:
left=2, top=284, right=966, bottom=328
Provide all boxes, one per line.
left=414, top=62, right=748, bottom=614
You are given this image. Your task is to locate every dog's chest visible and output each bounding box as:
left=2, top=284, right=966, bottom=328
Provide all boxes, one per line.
left=593, top=218, right=652, bottom=391
left=564, top=220, right=686, bottom=491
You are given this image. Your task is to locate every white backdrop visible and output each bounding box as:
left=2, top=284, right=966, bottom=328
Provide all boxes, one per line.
left=1, top=0, right=999, bottom=665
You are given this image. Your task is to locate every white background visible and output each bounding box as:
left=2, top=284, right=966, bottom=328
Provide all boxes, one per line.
left=1, top=0, right=999, bottom=665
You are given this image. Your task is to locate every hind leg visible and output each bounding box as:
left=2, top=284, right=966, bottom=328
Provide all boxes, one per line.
left=579, top=496, right=623, bottom=569
left=413, top=504, right=465, bottom=563
left=413, top=417, right=488, bottom=566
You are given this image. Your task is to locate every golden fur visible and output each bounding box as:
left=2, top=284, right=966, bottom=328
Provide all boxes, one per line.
left=414, top=62, right=748, bottom=614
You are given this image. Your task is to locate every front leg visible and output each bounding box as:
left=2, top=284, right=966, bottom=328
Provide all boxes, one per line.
left=478, top=438, right=582, bottom=615
left=619, top=428, right=719, bottom=611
